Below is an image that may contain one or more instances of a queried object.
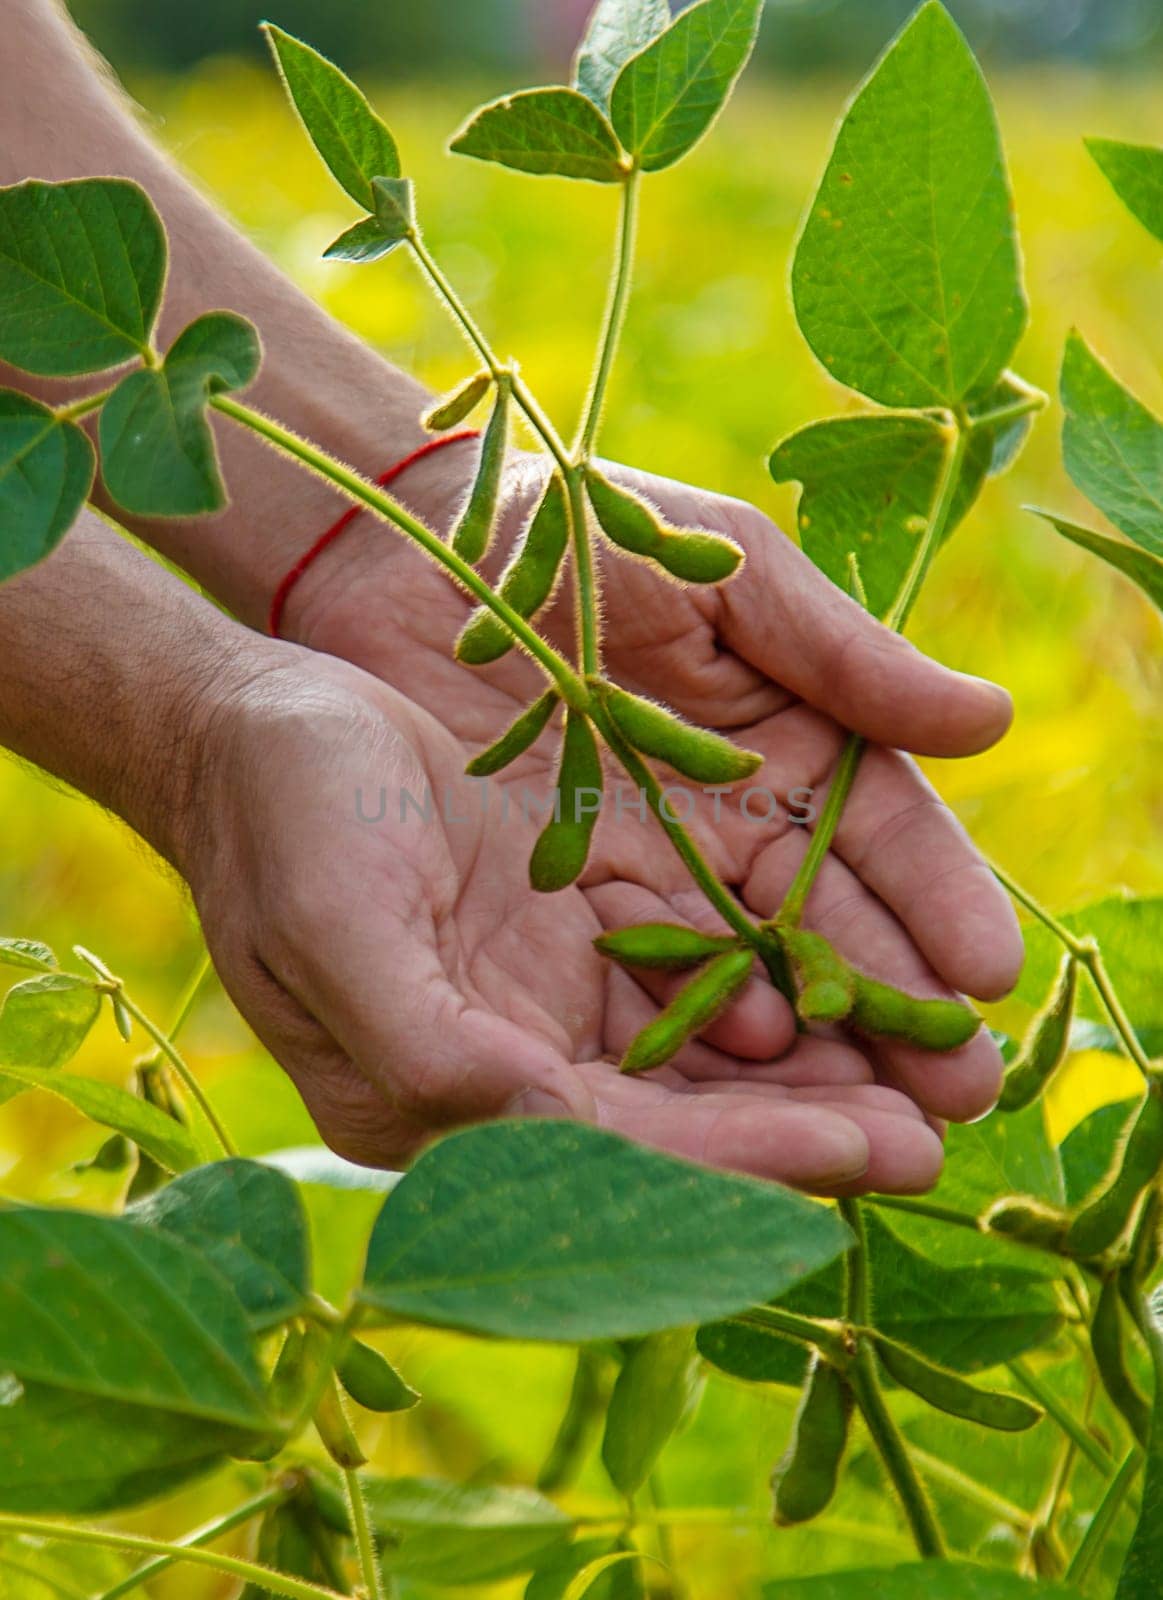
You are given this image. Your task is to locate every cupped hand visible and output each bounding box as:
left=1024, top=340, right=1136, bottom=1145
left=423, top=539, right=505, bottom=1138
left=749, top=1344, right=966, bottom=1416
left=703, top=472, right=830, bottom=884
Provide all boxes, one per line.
left=287, top=447, right=1023, bottom=1133
left=183, top=649, right=944, bottom=1191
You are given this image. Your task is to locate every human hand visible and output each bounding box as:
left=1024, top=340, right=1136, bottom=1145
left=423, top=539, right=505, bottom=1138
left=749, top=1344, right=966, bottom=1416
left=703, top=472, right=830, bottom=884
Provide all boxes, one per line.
left=181, top=649, right=947, bottom=1192
left=286, top=450, right=1022, bottom=1133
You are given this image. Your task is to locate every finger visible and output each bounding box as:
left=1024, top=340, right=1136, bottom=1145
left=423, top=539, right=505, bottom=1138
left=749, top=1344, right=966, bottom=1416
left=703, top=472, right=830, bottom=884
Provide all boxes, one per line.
left=574, top=1062, right=871, bottom=1186
left=588, top=880, right=797, bottom=1059
left=712, top=501, right=1012, bottom=757
left=809, top=744, right=1024, bottom=1000
left=677, top=1033, right=876, bottom=1088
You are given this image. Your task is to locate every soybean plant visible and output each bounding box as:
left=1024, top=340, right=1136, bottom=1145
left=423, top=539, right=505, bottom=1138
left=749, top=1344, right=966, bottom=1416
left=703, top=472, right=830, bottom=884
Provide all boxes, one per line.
left=0, top=3, right=1161, bottom=1598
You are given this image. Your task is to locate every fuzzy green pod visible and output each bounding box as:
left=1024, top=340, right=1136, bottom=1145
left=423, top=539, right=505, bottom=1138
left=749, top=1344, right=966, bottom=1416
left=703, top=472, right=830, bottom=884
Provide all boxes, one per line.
left=1090, top=1275, right=1151, bottom=1447
left=849, top=973, right=981, bottom=1051
left=872, top=1335, right=1042, bottom=1432
left=779, top=927, right=856, bottom=1024
left=1066, top=1087, right=1163, bottom=1258
left=603, top=684, right=762, bottom=786
left=771, top=1354, right=852, bottom=1526
left=314, top=1374, right=367, bottom=1469
left=594, top=923, right=742, bottom=972
left=465, top=689, right=558, bottom=778
left=452, top=377, right=510, bottom=563
left=620, top=947, right=755, bottom=1074
left=529, top=709, right=604, bottom=893
left=998, top=953, right=1077, bottom=1112
left=423, top=370, right=492, bottom=431
left=337, top=1339, right=419, bottom=1414
left=584, top=469, right=742, bottom=585
left=984, top=1197, right=1071, bottom=1254
left=457, top=474, right=570, bottom=664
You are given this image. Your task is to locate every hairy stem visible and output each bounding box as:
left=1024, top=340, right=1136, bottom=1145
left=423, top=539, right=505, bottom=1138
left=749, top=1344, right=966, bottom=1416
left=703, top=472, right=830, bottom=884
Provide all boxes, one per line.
left=848, top=1345, right=945, bottom=1558
left=1065, top=1446, right=1143, bottom=1587
left=79, top=958, right=236, bottom=1159
left=575, top=170, right=641, bottom=461
left=863, top=1194, right=982, bottom=1232
left=344, top=1466, right=386, bottom=1600
left=566, top=466, right=601, bottom=678
left=773, top=419, right=968, bottom=931
left=1007, top=1359, right=1113, bottom=1475
left=406, top=230, right=573, bottom=476
left=988, top=861, right=1153, bottom=1077
left=211, top=395, right=585, bottom=708
left=733, top=1305, right=847, bottom=1362
left=93, top=1481, right=293, bottom=1600
left=0, top=1514, right=344, bottom=1600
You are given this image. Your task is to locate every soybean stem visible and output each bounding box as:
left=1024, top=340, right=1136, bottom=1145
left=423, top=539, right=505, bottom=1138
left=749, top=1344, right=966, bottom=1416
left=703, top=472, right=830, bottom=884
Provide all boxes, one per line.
left=848, top=1344, right=945, bottom=1558
left=211, top=395, right=585, bottom=708
left=344, top=1466, right=386, bottom=1600
left=55, top=386, right=114, bottom=422
left=575, top=169, right=641, bottom=461
left=0, top=1514, right=344, bottom=1600
left=1065, top=1446, right=1143, bottom=1587
left=567, top=465, right=601, bottom=678
left=884, top=421, right=968, bottom=633
left=93, top=1481, right=293, bottom=1600
left=733, top=1305, right=846, bottom=1361
left=1007, top=1359, right=1113, bottom=1475
left=988, top=861, right=1153, bottom=1077
left=97, top=980, right=237, bottom=1159
left=863, top=1194, right=982, bottom=1232
left=840, top=1197, right=868, bottom=1323
left=772, top=735, right=865, bottom=930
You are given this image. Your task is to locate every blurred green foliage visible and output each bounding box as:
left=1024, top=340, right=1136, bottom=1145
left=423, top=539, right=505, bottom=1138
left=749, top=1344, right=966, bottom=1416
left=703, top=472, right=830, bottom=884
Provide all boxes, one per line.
left=1, top=49, right=1162, bottom=1598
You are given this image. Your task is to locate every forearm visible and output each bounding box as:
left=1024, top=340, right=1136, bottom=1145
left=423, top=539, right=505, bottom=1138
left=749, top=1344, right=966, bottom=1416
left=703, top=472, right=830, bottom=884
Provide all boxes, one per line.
left=0, top=0, right=458, bottom=633
left=0, top=511, right=283, bottom=867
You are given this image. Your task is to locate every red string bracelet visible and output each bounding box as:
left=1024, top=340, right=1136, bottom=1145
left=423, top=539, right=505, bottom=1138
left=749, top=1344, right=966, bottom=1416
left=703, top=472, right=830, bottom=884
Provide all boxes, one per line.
left=267, top=427, right=480, bottom=638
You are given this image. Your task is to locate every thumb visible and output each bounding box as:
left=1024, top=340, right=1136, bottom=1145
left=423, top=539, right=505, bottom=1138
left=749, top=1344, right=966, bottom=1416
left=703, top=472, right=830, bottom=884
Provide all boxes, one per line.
left=718, top=507, right=1013, bottom=757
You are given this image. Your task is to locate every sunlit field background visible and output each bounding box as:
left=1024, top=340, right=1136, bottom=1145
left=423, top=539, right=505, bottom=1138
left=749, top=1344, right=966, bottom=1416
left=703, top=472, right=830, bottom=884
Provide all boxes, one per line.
left=1, top=28, right=1162, bottom=1596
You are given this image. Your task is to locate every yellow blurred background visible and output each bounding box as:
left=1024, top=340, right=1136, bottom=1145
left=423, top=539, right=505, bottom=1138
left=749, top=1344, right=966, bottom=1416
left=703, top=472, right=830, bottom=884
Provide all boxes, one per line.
left=1, top=57, right=1161, bottom=1598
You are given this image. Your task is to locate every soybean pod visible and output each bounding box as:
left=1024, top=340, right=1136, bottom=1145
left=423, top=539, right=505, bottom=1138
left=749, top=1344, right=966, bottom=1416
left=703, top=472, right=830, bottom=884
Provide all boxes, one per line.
left=529, top=709, right=604, bottom=893
left=1066, top=1087, right=1163, bottom=1258
left=779, top=927, right=856, bottom=1024
left=585, top=469, right=743, bottom=585
left=849, top=971, right=981, bottom=1051
left=1090, top=1275, right=1151, bottom=1448
left=872, top=1335, right=1042, bottom=1432
left=457, top=473, right=570, bottom=664
left=465, top=689, right=558, bottom=778
left=602, top=684, right=762, bottom=786
left=771, top=1354, right=853, bottom=1526
left=984, top=1197, right=1071, bottom=1254
left=452, top=375, right=510, bottom=563
left=594, top=923, right=742, bottom=972
left=336, top=1339, right=419, bottom=1414
left=998, top=952, right=1077, bottom=1112
left=423, top=370, right=491, bottom=431
left=620, top=947, right=755, bottom=1075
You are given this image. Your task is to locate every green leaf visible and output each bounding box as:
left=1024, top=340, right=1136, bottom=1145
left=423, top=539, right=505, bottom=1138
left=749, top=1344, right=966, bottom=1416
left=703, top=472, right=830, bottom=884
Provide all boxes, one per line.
left=450, top=89, right=626, bottom=183
left=0, top=178, right=166, bottom=376
left=526, top=1540, right=623, bottom=1600
left=1087, top=137, right=1163, bottom=245
left=315, top=1475, right=572, bottom=1585
left=764, top=1564, right=1083, bottom=1599
left=0, top=1066, right=198, bottom=1174
left=359, top=1120, right=852, bottom=1341
left=0, top=938, right=56, bottom=973
left=1015, top=895, right=1163, bottom=1031
left=1060, top=332, right=1163, bottom=558
left=128, top=1159, right=310, bottom=1332
left=1031, top=510, right=1163, bottom=615
left=0, top=1384, right=247, bottom=1514
left=791, top=1, right=1026, bottom=408
left=698, top=1212, right=1062, bottom=1387
left=601, top=1329, right=699, bottom=1496
left=0, top=1208, right=270, bottom=1427
left=770, top=413, right=988, bottom=618
left=610, top=0, right=762, bottom=172
left=323, top=215, right=403, bottom=264
left=0, top=392, right=94, bottom=583
left=1059, top=1099, right=1140, bottom=1208
left=1118, top=1341, right=1163, bottom=1598
left=100, top=311, right=261, bottom=516
left=263, top=25, right=401, bottom=210
left=563, top=1554, right=659, bottom=1600
left=574, top=0, right=672, bottom=110
left=0, top=974, right=99, bottom=1069
left=0, top=1539, right=126, bottom=1599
